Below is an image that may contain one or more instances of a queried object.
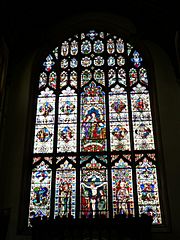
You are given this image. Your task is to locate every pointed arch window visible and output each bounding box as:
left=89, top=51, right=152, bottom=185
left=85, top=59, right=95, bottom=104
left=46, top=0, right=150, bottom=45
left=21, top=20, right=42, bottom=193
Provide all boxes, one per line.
left=28, top=30, right=162, bottom=225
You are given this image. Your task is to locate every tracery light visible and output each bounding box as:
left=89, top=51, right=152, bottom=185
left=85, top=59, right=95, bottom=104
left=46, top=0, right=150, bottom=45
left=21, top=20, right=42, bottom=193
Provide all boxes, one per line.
left=28, top=30, right=162, bottom=226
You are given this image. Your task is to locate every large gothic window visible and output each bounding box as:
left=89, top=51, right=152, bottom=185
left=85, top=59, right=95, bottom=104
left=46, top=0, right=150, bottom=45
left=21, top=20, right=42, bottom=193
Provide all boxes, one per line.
left=28, top=30, right=162, bottom=226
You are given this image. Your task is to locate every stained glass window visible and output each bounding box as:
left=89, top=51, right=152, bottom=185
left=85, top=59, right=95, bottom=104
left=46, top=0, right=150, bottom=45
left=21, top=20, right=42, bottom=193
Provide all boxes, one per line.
left=28, top=30, right=162, bottom=226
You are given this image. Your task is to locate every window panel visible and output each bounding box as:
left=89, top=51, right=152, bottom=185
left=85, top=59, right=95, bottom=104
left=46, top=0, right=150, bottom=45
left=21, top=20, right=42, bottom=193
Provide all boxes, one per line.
left=57, top=87, right=77, bottom=152
left=109, top=85, right=130, bottom=151
left=54, top=159, right=76, bottom=218
left=81, top=82, right=106, bottom=152
left=111, top=156, right=134, bottom=217
left=131, top=84, right=155, bottom=150
left=80, top=157, right=108, bottom=218
left=28, top=160, right=52, bottom=226
left=136, top=154, right=162, bottom=224
left=33, top=88, right=55, bottom=153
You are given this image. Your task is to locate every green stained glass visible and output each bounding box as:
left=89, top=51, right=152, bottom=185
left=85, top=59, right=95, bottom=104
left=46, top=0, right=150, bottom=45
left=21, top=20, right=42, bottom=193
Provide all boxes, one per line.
left=94, top=69, right=105, bottom=85
left=81, top=69, right=92, bottom=86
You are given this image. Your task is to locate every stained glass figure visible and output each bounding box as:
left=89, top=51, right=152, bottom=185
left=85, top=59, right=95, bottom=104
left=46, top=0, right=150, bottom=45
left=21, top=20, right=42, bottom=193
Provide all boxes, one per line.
left=111, top=157, right=134, bottom=216
left=81, top=82, right=106, bottom=152
left=80, top=158, right=108, bottom=218
left=54, top=159, right=76, bottom=218
left=136, top=155, right=162, bottom=224
left=28, top=160, right=51, bottom=226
